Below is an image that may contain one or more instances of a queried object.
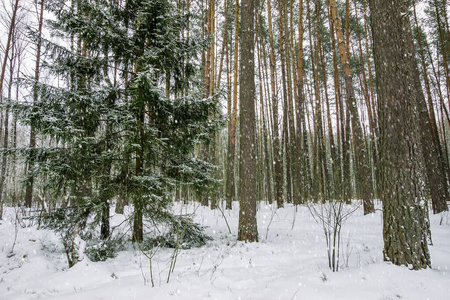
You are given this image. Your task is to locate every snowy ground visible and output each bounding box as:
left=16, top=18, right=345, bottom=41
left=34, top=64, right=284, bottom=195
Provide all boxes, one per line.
left=1, top=201, right=449, bottom=300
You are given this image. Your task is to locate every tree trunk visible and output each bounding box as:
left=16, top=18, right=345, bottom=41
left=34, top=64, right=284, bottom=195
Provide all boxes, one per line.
left=0, top=59, right=14, bottom=220
left=0, top=0, right=20, bottom=219
left=328, top=4, right=344, bottom=201
left=370, top=0, right=431, bottom=269
left=226, top=0, right=240, bottom=209
left=319, top=25, right=337, bottom=199
left=295, top=0, right=309, bottom=203
left=237, top=0, right=258, bottom=242
left=267, top=0, right=283, bottom=208
left=277, top=0, right=291, bottom=204
left=413, top=0, right=449, bottom=214
left=329, top=0, right=374, bottom=213
left=432, top=0, right=450, bottom=102
left=216, top=0, right=229, bottom=91
left=133, top=103, right=145, bottom=243
left=25, top=0, right=45, bottom=208
left=257, top=33, right=272, bottom=203
left=261, top=33, right=275, bottom=205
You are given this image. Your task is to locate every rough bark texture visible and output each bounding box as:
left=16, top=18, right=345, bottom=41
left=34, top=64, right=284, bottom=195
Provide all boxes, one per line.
left=370, top=0, right=431, bottom=269
left=237, top=0, right=258, bottom=242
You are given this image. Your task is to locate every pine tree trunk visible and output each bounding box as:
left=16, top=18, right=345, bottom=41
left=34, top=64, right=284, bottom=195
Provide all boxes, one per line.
left=0, top=0, right=20, bottom=219
left=133, top=103, right=145, bottom=243
left=226, top=0, right=240, bottom=210
left=277, top=0, right=291, bottom=204
left=432, top=0, right=450, bottom=102
left=370, top=0, right=431, bottom=269
left=329, top=0, right=374, bottom=213
left=343, top=98, right=352, bottom=203
left=413, top=0, right=449, bottom=214
left=282, top=0, right=297, bottom=205
left=328, top=5, right=344, bottom=200
left=237, top=0, right=258, bottom=242
left=319, top=29, right=337, bottom=199
left=100, top=192, right=110, bottom=239
left=261, top=34, right=275, bottom=205
left=283, top=104, right=292, bottom=203
left=312, top=37, right=327, bottom=200
left=216, top=0, right=229, bottom=92
left=226, top=40, right=234, bottom=208
left=257, top=35, right=272, bottom=203
left=0, top=60, right=13, bottom=220
left=267, top=0, right=284, bottom=208
left=295, top=0, right=309, bottom=203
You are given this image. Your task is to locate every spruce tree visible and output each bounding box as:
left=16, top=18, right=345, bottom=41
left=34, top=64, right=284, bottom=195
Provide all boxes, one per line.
left=12, top=0, right=221, bottom=244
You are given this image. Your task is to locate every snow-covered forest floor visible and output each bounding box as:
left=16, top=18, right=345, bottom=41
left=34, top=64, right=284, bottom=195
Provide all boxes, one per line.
left=1, top=202, right=449, bottom=300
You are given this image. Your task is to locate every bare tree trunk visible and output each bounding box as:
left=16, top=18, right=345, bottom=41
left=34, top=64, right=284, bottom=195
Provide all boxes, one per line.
left=276, top=0, right=291, bottom=204
left=295, top=0, right=310, bottom=203
left=225, top=10, right=234, bottom=207
left=327, top=4, right=344, bottom=201
left=432, top=0, right=450, bottom=102
left=329, top=0, right=374, bottom=213
left=267, top=0, right=283, bottom=208
left=319, top=32, right=337, bottom=199
left=413, top=0, right=449, bottom=214
left=370, top=0, right=431, bottom=269
left=133, top=74, right=145, bottom=242
left=0, top=0, right=20, bottom=219
left=257, top=31, right=272, bottom=203
left=261, top=33, right=275, bottom=205
left=216, top=0, right=230, bottom=91
left=0, top=46, right=15, bottom=219
left=281, top=0, right=297, bottom=204
left=24, top=0, right=44, bottom=208
left=237, top=0, right=258, bottom=242
left=226, top=0, right=240, bottom=209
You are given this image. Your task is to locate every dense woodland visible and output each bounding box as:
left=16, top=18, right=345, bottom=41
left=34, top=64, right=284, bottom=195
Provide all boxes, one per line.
left=0, top=0, right=449, bottom=272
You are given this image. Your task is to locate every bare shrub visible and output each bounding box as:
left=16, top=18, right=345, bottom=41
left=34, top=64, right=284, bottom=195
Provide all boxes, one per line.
left=307, top=200, right=359, bottom=272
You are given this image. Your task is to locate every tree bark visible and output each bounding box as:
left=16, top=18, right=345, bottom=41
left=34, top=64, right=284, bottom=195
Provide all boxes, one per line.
left=267, top=0, right=283, bottom=208
left=370, top=0, right=431, bottom=269
left=237, top=0, right=258, bottom=242
left=295, top=0, right=309, bottom=203
left=226, top=0, right=240, bottom=209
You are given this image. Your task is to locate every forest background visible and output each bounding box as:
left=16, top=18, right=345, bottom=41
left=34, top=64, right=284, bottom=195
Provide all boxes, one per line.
left=0, top=0, right=449, bottom=276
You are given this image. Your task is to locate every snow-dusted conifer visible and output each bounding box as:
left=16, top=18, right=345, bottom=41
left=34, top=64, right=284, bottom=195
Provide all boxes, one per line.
left=11, top=0, right=221, bottom=254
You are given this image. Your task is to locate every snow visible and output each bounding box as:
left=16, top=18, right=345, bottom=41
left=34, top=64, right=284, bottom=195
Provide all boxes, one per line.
left=1, top=202, right=449, bottom=300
